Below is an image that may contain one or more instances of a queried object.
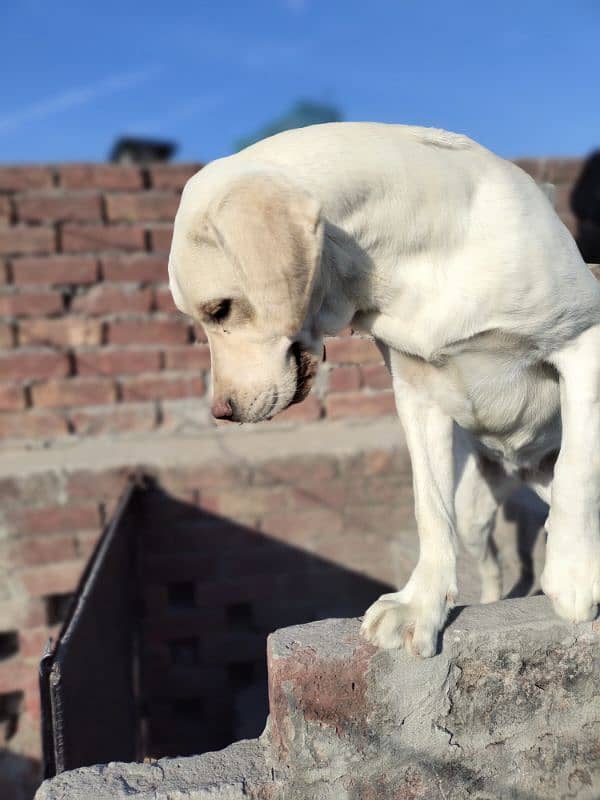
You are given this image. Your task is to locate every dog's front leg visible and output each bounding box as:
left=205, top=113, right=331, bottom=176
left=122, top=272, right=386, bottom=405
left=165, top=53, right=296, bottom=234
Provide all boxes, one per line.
left=542, top=323, right=600, bottom=622
left=361, top=369, right=458, bottom=657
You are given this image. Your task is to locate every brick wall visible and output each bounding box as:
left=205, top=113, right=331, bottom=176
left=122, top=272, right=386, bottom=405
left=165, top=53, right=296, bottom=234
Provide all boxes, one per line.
left=0, top=157, right=586, bottom=444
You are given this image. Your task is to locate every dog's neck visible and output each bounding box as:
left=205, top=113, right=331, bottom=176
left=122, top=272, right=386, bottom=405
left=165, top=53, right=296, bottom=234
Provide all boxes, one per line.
left=305, top=221, right=380, bottom=345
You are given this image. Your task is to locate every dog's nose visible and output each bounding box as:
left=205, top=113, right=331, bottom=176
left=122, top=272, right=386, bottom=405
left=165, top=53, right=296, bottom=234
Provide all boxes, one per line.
left=212, top=398, right=233, bottom=420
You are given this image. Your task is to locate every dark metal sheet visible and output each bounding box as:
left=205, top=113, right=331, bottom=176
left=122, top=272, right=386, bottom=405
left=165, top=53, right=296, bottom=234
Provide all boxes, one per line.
left=40, top=478, right=143, bottom=777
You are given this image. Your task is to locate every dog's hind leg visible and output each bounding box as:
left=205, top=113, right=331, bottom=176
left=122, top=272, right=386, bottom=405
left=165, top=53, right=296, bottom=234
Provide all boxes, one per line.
left=361, top=357, right=459, bottom=657
left=542, top=323, right=600, bottom=622
left=453, top=429, right=518, bottom=603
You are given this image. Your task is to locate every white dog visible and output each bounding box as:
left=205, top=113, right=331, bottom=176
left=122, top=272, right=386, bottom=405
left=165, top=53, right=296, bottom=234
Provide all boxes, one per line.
left=169, top=122, right=600, bottom=657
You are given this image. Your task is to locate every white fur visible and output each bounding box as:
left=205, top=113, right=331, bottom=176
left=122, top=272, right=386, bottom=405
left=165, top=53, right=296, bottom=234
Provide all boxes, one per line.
left=170, top=122, right=600, bottom=655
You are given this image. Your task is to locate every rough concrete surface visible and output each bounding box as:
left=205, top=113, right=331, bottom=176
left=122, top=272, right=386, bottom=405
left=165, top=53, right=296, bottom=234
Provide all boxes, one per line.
left=37, top=596, right=600, bottom=800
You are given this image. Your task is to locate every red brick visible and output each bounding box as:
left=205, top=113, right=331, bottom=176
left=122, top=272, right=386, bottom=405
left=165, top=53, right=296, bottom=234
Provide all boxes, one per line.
left=360, top=363, right=391, bottom=390
left=66, top=467, right=132, bottom=501
left=59, top=164, right=142, bottom=190
left=325, top=391, right=396, bottom=419
left=19, top=627, right=60, bottom=660
left=100, top=253, right=166, bottom=282
left=0, top=288, right=63, bottom=317
left=120, top=373, right=204, bottom=401
left=275, top=393, right=322, bottom=423
left=69, top=403, right=156, bottom=435
left=32, top=377, right=115, bottom=408
left=61, top=224, right=145, bottom=253
left=148, top=163, right=202, bottom=190
left=16, top=191, right=101, bottom=223
left=19, top=561, right=85, bottom=597
left=0, top=658, right=28, bottom=694
left=512, top=158, right=545, bottom=181
left=108, top=317, right=190, bottom=345
left=71, top=284, right=153, bottom=315
left=543, top=158, right=582, bottom=184
left=0, top=323, right=14, bottom=347
left=19, top=317, right=101, bottom=347
left=261, top=508, right=344, bottom=543
left=9, top=535, right=77, bottom=566
left=0, top=409, right=68, bottom=439
left=11, top=255, right=98, bottom=285
left=0, top=350, right=68, bottom=381
left=0, top=383, right=25, bottom=410
left=0, top=166, right=53, bottom=191
left=105, top=192, right=179, bottom=222
left=153, top=285, right=177, bottom=312
left=0, top=226, right=54, bottom=256
left=0, top=195, right=11, bottom=223
left=163, top=344, right=211, bottom=371
left=325, top=337, right=379, bottom=364
left=148, top=225, right=173, bottom=252
left=76, top=347, right=160, bottom=376
left=17, top=503, right=100, bottom=536
left=328, top=365, right=361, bottom=392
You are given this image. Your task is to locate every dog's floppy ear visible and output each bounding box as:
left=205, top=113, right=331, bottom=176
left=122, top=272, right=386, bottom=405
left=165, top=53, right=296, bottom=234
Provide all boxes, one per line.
left=206, top=172, right=323, bottom=335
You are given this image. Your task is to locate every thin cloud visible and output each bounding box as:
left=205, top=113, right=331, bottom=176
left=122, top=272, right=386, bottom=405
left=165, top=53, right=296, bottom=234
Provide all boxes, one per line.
left=127, top=96, right=224, bottom=136
left=0, top=66, right=162, bottom=135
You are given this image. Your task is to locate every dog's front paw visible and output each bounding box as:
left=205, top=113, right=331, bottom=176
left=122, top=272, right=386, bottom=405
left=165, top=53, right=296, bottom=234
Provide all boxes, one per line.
left=360, top=582, right=455, bottom=658
left=541, top=553, right=600, bottom=623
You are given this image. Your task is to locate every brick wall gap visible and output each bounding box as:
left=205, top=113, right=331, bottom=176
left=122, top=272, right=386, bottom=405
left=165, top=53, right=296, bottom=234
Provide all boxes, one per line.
left=23, top=384, right=33, bottom=409
left=5, top=259, right=14, bottom=284
left=143, top=230, right=152, bottom=253
left=141, top=168, right=152, bottom=190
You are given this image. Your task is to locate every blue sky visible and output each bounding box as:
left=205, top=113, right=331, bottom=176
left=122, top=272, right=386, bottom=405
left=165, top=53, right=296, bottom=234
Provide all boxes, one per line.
left=1, top=1, right=599, bottom=163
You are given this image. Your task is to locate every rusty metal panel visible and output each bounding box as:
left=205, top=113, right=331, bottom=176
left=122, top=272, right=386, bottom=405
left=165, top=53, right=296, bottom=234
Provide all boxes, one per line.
left=40, top=480, right=143, bottom=777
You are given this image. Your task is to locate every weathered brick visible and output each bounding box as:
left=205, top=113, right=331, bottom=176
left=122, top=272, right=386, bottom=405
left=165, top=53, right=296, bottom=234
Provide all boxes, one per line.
left=0, top=288, right=63, bottom=317
left=69, top=402, right=156, bottom=435
left=19, top=627, right=60, bottom=660
left=61, top=224, right=145, bottom=253
left=59, top=164, right=142, bottom=190
left=66, top=467, right=132, bottom=501
left=0, top=350, right=69, bottom=381
left=0, top=383, right=26, bottom=411
left=105, top=192, right=179, bottom=222
left=120, top=373, right=204, bottom=401
left=163, top=344, right=211, bottom=371
left=0, top=322, right=14, bottom=347
left=19, top=561, right=85, bottom=597
left=325, top=337, right=379, bottom=364
left=32, top=377, right=115, bottom=408
left=325, top=391, right=396, bottom=419
left=107, top=317, right=190, bottom=345
left=16, top=192, right=101, bottom=223
left=0, top=195, right=11, bottom=223
left=9, top=534, right=77, bottom=566
left=76, top=347, right=160, bottom=377
left=543, top=158, right=583, bottom=184
left=512, top=158, right=545, bottom=181
left=0, top=409, right=68, bottom=439
left=148, top=225, right=173, bottom=252
left=11, top=255, right=98, bottom=285
left=0, top=166, right=53, bottom=191
left=0, top=226, right=54, bottom=256
left=360, top=363, right=391, bottom=390
left=16, top=504, right=100, bottom=536
left=275, top=394, right=322, bottom=423
left=328, top=365, right=361, bottom=392
left=148, top=163, right=202, bottom=190
left=71, top=284, right=153, bottom=315
left=19, top=317, right=101, bottom=347
left=100, top=253, right=166, bottom=283
left=153, top=285, right=177, bottom=312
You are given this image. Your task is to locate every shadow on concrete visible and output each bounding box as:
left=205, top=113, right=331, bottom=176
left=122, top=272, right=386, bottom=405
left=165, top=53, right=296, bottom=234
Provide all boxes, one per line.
left=137, top=481, right=394, bottom=758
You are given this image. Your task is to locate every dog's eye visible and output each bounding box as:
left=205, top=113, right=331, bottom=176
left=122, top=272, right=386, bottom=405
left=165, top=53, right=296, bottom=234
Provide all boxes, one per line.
left=207, top=299, right=231, bottom=323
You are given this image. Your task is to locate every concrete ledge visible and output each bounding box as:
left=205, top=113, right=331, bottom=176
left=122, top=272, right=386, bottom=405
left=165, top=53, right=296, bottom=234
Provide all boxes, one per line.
left=36, top=596, right=600, bottom=799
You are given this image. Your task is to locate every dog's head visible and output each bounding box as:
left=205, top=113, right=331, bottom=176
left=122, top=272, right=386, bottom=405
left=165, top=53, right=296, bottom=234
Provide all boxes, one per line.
left=169, top=170, right=325, bottom=423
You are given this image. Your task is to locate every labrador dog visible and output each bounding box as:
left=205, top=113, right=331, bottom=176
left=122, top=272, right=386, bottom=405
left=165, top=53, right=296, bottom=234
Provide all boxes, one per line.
left=169, top=122, right=600, bottom=657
